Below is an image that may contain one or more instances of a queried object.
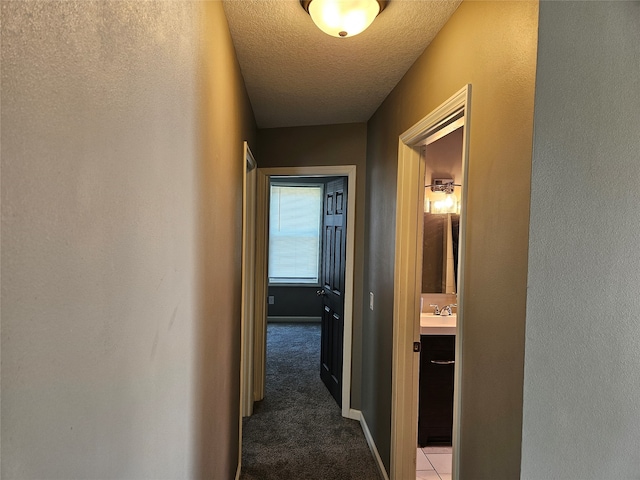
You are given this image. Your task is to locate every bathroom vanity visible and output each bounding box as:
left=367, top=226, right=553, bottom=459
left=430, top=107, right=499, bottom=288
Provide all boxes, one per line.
left=418, top=314, right=456, bottom=446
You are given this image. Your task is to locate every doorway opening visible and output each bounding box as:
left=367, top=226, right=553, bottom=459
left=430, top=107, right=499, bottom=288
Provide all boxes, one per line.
left=250, top=165, right=358, bottom=419
left=416, top=120, right=465, bottom=480
left=390, top=86, right=471, bottom=480
left=266, top=175, right=347, bottom=407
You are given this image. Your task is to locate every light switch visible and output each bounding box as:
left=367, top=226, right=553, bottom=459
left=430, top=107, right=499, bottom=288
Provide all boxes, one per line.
left=369, top=292, right=374, bottom=311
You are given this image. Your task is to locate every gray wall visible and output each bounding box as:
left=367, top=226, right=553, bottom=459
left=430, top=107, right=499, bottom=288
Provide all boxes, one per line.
left=362, top=1, right=538, bottom=475
left=257, top=123, right=367, bottom=408
left=267, top=286, right=322, bottom=318
left=522, top=2, right=640, bottom=478
left=1, top=2, right=255, bottom=478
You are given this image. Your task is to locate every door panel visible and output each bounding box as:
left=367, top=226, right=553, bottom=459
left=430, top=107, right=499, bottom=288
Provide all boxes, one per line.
left=323, top=227, right=333, bottom=289
left=321, top=305, right=331, bottom=378
left=333, top=227, right=344, bottom=294
left=320, top=177, right=347, bottom=407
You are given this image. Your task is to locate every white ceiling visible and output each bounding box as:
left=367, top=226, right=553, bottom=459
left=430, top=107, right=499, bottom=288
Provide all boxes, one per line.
left=222, top=0, right=462, bottom=128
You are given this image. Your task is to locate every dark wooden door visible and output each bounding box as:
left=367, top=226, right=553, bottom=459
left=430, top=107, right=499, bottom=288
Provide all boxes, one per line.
left=319, top=177, right=347, bottom=407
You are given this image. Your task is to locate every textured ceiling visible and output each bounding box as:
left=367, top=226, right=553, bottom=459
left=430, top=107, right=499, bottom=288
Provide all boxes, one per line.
left=222, top=0, right=461, bottom=128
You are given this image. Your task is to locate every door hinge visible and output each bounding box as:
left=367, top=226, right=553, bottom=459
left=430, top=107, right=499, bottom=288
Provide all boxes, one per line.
left=413, top=342, right=421, bottom=353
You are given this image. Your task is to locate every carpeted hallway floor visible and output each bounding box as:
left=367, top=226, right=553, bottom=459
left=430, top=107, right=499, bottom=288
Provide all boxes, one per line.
left=240, top=323, right=383, bottom=480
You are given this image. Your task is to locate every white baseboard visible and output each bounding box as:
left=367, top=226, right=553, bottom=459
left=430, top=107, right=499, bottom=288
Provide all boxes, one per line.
left=351, top=409, right=390, bottom=480
left=348, top=408, right=362, bottom=421
left=266, top=316, right=321, bottom=323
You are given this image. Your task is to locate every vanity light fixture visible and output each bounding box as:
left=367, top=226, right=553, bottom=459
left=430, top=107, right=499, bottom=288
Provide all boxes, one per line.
left=300, top=0, right=388, bottom=38
left=425, top=179, right=461, bottom=215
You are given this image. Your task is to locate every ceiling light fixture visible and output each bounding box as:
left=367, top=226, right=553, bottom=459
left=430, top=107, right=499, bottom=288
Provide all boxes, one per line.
left=300, top=0, right=388, bottom=38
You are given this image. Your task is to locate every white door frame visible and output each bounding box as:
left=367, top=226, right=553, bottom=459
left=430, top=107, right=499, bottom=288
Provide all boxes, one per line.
left=240, top=142, right=257, bottom=417
left=390, top=85, right=471, bottom=480
left=239, top=142, right=257, bottom=479
left=253, top=165, right=357, bottom=418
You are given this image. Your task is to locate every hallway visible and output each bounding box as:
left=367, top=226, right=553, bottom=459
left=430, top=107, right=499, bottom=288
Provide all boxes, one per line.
left=240, top=323, right=381, bottom=480
left=5, top=2, right=639, bottom=478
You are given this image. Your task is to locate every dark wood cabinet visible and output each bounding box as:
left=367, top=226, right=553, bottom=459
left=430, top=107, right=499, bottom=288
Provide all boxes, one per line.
left=418, top=335, right=455, bottom=446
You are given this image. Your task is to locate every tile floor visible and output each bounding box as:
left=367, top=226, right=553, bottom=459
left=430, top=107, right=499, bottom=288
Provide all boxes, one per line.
left=416, top=446, right=452, bottom=480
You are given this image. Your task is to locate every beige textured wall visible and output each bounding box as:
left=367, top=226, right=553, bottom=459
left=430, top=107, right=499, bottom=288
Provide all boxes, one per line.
left=257, top=123, right=367, bottom=408
left=1, top=2, right=255, bottom=478
left=522, top=2, right=640, bottom=478
left=196, top=3, right=257, bottom=477
left=362, top=1, right=538, bottom=476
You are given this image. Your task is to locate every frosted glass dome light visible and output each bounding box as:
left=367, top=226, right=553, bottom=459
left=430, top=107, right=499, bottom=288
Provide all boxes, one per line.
left=301, top=0, right=387, bottom=38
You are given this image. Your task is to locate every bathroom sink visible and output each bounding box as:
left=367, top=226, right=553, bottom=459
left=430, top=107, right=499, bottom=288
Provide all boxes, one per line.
left=420, top=313, right=456, bottom=335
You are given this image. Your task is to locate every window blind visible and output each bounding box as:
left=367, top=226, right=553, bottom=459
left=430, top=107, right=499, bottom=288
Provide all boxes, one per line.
left=269, top=184, right=323, bottom=284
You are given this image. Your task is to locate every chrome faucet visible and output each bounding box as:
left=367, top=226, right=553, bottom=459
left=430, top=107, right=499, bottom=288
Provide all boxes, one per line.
left=441, top=304, right=457, bottom=316
left=429, top=304, right=441, bottom=315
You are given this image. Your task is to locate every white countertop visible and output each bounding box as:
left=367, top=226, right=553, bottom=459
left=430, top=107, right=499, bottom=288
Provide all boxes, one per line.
left=420, top=313, right=456, bottom=335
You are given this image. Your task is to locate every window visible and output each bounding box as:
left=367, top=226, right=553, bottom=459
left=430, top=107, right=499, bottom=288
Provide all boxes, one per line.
left=269, top=183, right=323, bottom=284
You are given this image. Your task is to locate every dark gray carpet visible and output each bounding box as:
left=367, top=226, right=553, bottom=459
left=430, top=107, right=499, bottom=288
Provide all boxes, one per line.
left=240, top=323, right=383, bottom=480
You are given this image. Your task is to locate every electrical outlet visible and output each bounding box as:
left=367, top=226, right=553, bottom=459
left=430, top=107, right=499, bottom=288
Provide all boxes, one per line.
left=369, top=292, right=374, bottom=311
left=268, top=296, right=274, bottom=305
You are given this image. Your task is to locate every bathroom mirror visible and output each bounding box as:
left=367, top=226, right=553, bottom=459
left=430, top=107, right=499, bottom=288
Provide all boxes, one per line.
left=421, top=125, right=463, bottom=294
left=422, top=213, right=459, bottom=293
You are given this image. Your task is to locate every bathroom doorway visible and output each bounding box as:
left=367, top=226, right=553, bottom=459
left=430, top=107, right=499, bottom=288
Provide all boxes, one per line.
left=416, top=121, right=465, bottom=480
left=390, top=86, right=471, bottom=480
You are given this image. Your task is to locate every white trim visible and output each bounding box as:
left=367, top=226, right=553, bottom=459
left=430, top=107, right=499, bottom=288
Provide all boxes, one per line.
left=241, top=142, right=257, bottom=417
left=400, top=88, right=468, bottom=145
left=254, top=165, right=357, bottom=418
left=347, top=408, right=362, bottom=421
left=239, top=142, right=257, bottom=475
left=391, top=85, right=471, bottom=480
left=357, top=410, right=391, bottom=480
left=425, top=116, right=465, bottom=146
left=452, top=92, right=471, bottom=480
left=246, top=145, right=257, bottom=171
